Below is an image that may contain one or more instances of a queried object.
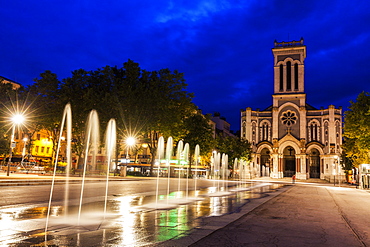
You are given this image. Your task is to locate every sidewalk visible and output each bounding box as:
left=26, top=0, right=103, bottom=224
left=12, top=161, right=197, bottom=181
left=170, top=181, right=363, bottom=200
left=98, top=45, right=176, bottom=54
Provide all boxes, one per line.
left=160, top=179, right=370, bottom=247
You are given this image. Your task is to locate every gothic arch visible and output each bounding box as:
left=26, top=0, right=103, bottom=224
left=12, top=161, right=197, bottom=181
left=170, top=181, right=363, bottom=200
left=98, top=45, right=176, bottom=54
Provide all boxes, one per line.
left=278, top=102, right=300, bottom=112
left=256, top=143, right=273, bottom=154
left=307, top=119, right=321, bottom=126
left=323, top=120, right=329, bottom=148
left=259, top=119, right=271, bottom=125
left=306, top=143, right=324, bottom=155
left=255, top=144, right=273, bottom=177
left=251, top=121, right=257, bottom=145
left=278, top=140, right=300, bottom=154
left=259, top=120, right=271, bottom=142
left=335, top=119, right=341, bottom=152
left=307, top=147, right=321, bottom=178
left=307, top=119, right=321, bottom=142
left=279, top=103, right=301, bottom=138
left=276, top=57, right=302, bottom=66
left=282, top=145, right=297, bottom=177
left=242, top=120, right=246, bottom=139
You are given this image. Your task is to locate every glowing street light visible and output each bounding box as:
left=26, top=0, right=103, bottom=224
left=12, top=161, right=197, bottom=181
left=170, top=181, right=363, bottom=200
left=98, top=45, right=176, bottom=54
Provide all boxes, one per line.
left=12, top=114, right=25, bottom=125
left=7, top=114, right=25, bottom=176
left=125, top=137, right=136, bottom=160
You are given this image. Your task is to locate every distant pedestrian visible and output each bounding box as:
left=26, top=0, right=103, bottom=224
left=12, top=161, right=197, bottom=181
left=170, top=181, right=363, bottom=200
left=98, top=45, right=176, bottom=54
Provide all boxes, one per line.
left=292, top=175, right=296, bottom=184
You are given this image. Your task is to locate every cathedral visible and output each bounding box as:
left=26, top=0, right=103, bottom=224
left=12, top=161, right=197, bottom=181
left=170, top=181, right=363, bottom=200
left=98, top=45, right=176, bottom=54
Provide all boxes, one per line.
left=240, top=38, right=342, bottom=180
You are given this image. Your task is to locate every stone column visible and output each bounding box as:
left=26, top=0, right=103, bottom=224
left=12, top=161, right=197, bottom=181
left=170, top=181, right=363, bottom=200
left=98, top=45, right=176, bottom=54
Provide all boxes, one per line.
left=296, top=154, right=307, bottom=180
left=278, top=156, right=284, bottom=178
left=271, top=153, right=279, bottom=178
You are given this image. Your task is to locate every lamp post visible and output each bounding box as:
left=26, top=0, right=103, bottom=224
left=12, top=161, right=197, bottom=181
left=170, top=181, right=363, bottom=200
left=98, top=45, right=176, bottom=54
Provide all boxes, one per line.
left=332, top=163, right=336, bottom=186
left=7, top=114, right=25, bottom=176
left=20, top=137, right=28, bottom=169
left=333, top=155, right=340, bottom=186
left=336, top=155, right=341, bottom=187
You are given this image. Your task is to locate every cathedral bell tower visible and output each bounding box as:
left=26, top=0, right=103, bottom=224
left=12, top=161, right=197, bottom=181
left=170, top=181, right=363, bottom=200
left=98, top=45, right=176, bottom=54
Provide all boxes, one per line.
left=271, top=38, right=307, bottom=141
left=272, top=38, right=306, bottom=95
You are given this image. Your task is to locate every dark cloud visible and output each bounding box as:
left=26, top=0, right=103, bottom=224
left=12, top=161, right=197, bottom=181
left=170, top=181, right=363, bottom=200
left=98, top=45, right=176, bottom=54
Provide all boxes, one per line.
left=1, top=0, right=370, bottom=130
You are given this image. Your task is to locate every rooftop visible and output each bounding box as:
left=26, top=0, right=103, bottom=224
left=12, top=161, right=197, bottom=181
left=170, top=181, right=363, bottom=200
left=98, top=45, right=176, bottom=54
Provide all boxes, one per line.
left=274, top=37, right=304, bottom=48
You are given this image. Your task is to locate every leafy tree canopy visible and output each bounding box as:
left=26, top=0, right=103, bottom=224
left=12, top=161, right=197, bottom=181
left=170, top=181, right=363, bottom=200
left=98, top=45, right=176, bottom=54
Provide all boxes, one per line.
left=216, top=135, right=252, bottom=168
left=343, top=91, right=370, bottom=166
left=28, top=60, right=197, bottom=168
left=182, top=112, right=216, bottom=157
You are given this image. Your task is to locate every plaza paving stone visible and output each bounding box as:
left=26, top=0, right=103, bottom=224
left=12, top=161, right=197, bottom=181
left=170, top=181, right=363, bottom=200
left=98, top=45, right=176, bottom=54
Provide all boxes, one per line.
left=159, top=179, right=370, bottom=247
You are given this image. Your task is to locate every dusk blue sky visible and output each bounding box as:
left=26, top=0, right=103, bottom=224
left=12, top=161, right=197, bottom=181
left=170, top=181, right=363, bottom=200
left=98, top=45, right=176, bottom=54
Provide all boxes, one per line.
left=1, top=1, right=370, bottom=131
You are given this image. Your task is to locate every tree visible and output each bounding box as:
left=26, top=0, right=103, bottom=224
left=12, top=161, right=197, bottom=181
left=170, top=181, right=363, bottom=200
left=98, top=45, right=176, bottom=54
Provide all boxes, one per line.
left=216, top=136, right=252, bottom=169
left=110, top=60, right=196, bottom=175
left=182, top=112, right=217, bottom=171
left=28, top=71, right=64, bottom=167
left=0, top=81, right=29, bottom=164
left=343, top=91, right=370, bottom=166
left=33, top=60, right=197, bottom=172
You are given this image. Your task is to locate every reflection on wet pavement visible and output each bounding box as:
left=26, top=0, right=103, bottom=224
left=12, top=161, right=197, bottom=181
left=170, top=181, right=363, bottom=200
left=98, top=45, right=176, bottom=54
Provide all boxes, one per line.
left=0, top=182, right=284, bottom=246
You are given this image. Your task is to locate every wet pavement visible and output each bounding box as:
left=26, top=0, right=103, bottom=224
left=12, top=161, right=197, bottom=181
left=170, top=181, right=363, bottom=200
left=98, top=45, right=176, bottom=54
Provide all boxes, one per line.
left=3, top=173, right=369, bottom=247
left=160, top=179, right=370, bottom=247
left=0, top=173, right=286, bottom=246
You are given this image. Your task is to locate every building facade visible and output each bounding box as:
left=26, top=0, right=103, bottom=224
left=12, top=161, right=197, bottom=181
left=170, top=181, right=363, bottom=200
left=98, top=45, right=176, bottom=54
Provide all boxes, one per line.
left=211, top=113, right=234, bottom=137
left=241, top=39, right=342, bottom=180
left=0, top=76, right=21, bottom=89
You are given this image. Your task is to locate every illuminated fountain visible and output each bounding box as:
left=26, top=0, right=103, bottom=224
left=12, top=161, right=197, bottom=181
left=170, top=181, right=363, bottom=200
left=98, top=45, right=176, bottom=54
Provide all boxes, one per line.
left=0, top=104, right=287, bottom=247
left=45, top=106, right=117, bottom=242
left=207, top=152, right=235, bottom=197
left=193, top=144, right=200, bottom=193
left=138, top=137, right=204, bottom=211
left=103, top=118, right=116, bottom=218
left=45, top=103, right=72, bottom=235
left=155, top=136, right=164, bottom=206
left=165, top=136, right=173, bottom=204
left=78, top=109, right=100, bottom=225
left=176, top=140, right=184, bottom=192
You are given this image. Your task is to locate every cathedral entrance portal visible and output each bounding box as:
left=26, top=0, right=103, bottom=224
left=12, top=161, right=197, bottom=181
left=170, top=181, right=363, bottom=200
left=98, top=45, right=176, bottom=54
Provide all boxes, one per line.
left=309, top=148, right=320, bottom=178
left=260, top=148, right=271, bottom=177
left=283, top=146, right=296, bottom=177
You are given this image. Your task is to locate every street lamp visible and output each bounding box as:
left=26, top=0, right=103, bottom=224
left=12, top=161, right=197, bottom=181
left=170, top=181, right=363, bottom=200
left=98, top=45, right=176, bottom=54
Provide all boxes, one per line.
left=125, top=137, right=136, bottom=160
left=336, top=155, right=341, bottom=187
left=7, top=114, right=25, bottom=176
left=20, top=137, right=28, bottom=169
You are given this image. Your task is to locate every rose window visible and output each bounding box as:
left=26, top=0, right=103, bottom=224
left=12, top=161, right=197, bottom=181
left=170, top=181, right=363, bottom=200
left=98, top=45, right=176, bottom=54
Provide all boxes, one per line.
left=280, top=110, right=297, bottom=126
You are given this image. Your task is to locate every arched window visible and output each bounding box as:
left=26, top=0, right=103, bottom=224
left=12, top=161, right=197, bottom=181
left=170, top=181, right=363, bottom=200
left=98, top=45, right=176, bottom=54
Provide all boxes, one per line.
left=261, top=122, right=269, bottom=141
left=310, top=122, right=318, bottom=141
left=252, top=122, right=257, bottom=143
left=242, top=121, right=246, bottom=138
left=286, top=61, right=291, bottom=91
left=279, top=64, right=284, bottom=91
left=294, top=63, right=299, bottom=90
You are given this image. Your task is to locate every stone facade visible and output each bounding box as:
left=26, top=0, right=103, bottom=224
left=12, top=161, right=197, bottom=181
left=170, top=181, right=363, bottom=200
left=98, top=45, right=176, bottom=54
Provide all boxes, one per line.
left=240, top=38, right=342, bottom=180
